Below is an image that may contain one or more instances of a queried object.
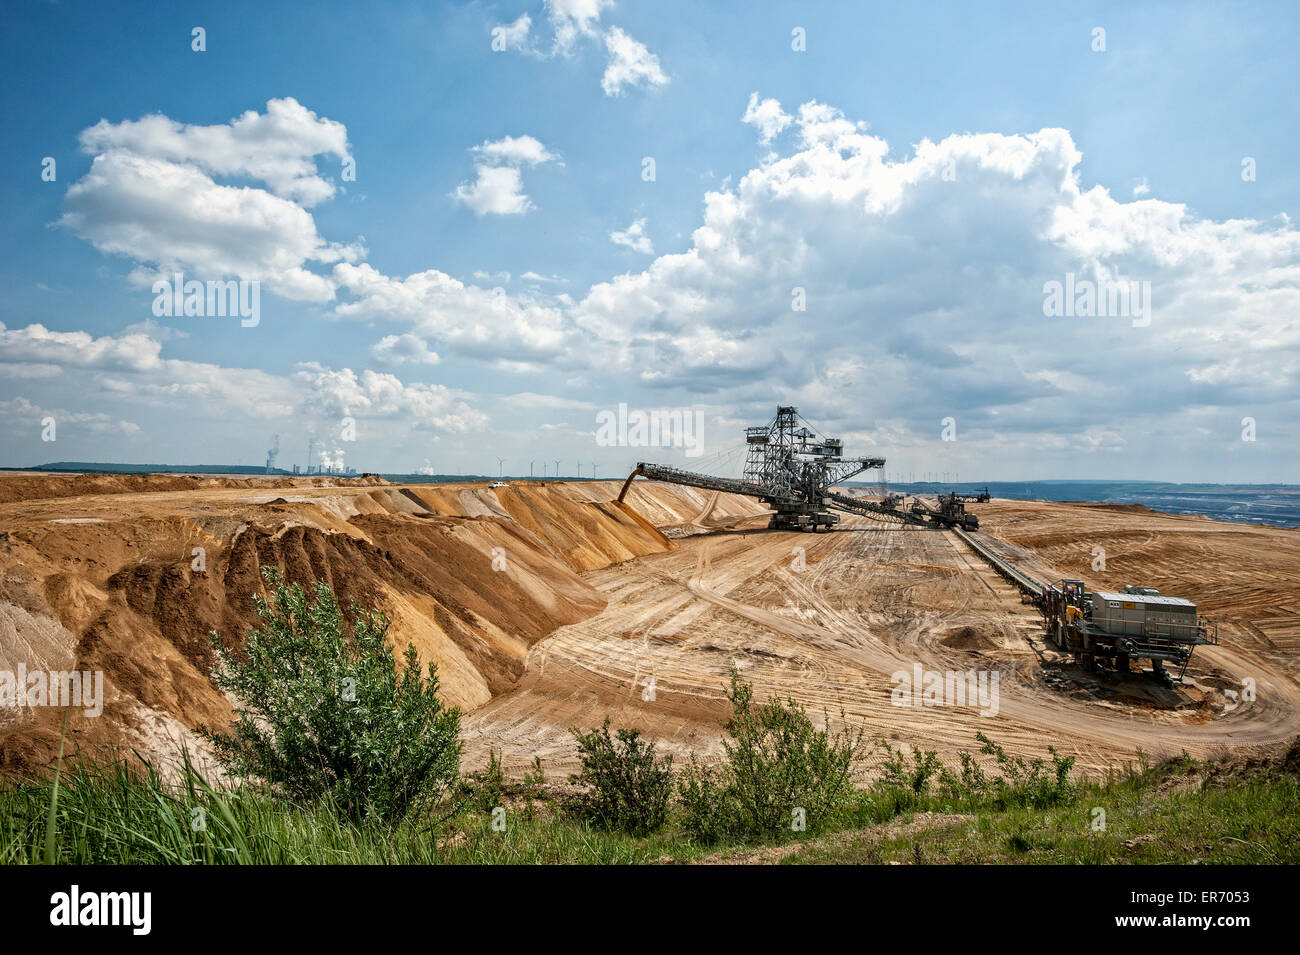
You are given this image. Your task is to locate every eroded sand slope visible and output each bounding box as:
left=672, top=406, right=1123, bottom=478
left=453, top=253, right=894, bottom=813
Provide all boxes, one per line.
left=0, top=475, right=762, bottom=771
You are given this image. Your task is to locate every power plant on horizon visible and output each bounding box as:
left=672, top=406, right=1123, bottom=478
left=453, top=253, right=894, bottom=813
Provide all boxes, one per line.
left=263, top=433, right=358, bottom=476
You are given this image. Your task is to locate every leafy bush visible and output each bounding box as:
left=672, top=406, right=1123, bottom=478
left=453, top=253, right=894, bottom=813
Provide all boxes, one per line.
left=868, top=733, right=1075, bottom=812
left=568, top=719, right=673, bottom=835
left=202, top=568, right=461, bottom=825
left=975, top=732, right=1076, bottom=808
left=677, top=755, right=737, bottom=844
left=868, top=740, right=945, bottom=815
left=461, top=749, right=506, bottom=814
left=521, top=756, right=547, bottom=820
left=938, top=749, right=991, bottom=800
left=876, top=740, right=943, bottom=794
left=680, top=670, right=863, bottom=843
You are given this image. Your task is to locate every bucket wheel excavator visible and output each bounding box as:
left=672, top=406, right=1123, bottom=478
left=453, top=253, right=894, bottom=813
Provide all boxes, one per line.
left=617, top=405, right=933, bottom=531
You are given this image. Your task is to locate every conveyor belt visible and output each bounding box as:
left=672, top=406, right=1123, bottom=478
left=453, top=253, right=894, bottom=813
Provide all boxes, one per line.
left=618, top=463, right=765, bottom=503
left=951, top=526, right=1046, bottom=599
left=620, top=466, right=929, bottom=528
left=825, top=491, right=932, bottom=527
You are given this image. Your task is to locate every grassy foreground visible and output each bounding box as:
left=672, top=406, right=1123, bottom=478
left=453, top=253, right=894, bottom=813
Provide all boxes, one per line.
left=780, top=754, right=1300, bottom=865
left=2, top=744, right=1296, bottom=865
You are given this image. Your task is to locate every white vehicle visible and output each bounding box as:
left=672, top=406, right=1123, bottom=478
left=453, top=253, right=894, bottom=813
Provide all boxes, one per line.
left=489, top=481, right=509, bottom=488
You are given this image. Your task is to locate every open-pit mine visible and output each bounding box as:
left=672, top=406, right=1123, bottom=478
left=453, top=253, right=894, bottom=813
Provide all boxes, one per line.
left=2, top=465, right=1298, bottom=782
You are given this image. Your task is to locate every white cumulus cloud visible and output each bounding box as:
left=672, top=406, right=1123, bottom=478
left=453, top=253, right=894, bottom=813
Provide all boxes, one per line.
left=58, top=99, right=363, bottom=303
left=77, top=97, right=351, bottom=207
left=742, top=92, right=793, bottom=144
left=293, top=363, right=487, bottom=432
left=601, top=27, right=668, bottom=96
left=562, top=97, right=1300, bottom=474
left=452, top=134, right=558, bottom=216
left=371, top=333, right=442, bottom=366
left=495, top=2, right=666, bottom=98
left=610, top=218, right=654, bottom=254
left=471, top=133, right=558, bottom=167
left=546, top=0, right=611, bottom=53
left=333, top=263, right=576, bottom=365
left=452, top=165, right=535, bottom=216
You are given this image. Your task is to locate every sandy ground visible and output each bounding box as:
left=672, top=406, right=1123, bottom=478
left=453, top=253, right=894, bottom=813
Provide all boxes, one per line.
left=1, top=472, right=1297, bottom=781
left=462, top=505, right=1300, bottom=780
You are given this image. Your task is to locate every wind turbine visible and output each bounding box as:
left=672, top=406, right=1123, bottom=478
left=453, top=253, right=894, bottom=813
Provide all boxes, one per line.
left=530, top=460, right=535, bottom=479
left=591, top=462, right=598, bottom=479
left=497, top=457, right=505, bottom=478
left=554, top=459, right=560, bottom=479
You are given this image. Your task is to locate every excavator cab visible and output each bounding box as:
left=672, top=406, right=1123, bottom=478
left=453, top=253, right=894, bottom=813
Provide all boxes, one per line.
left=1060, top=579, right=1088, bottom=611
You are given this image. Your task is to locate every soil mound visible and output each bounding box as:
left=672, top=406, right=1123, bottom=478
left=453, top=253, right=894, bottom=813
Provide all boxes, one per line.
left=0, top=478, right=766, bottom=772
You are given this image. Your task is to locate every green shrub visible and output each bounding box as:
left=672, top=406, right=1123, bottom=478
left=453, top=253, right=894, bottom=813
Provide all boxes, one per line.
left=976, top=732, right=1077, bottom=809
left=876, top=740, right=943, bottom=794
left=938, top=749, right=991, bottom=800
left=521, top=756, right=547, bottom=820
left=677, top=755, right=737, bottom=844
left=461, top=749, right=506, bottom=814
left=680, top=670, right=863, bottom=843
left=867, top=734, right=1076, bottom=815
left=568, top=719, right=673, bottom=836
left=867, top=740, right=945, bottom=814
left=722, top=671, right=862, bottom=837
left=201, top=568, right=461, bottom=825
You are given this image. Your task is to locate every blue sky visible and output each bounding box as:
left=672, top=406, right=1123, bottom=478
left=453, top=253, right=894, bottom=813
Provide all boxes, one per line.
left=1, top=0, right=1297, bottom=480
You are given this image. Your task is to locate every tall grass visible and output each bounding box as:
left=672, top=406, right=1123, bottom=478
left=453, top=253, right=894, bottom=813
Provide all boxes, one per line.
left=0, top=754, right=698, bottom=865
left=3, top=755, right=439, bottom=865
left=42, top=706, right=70, bottom=864
left=8, top=743, right=1294, bottom=865
left=4, top=732, right=1295, bottom=865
